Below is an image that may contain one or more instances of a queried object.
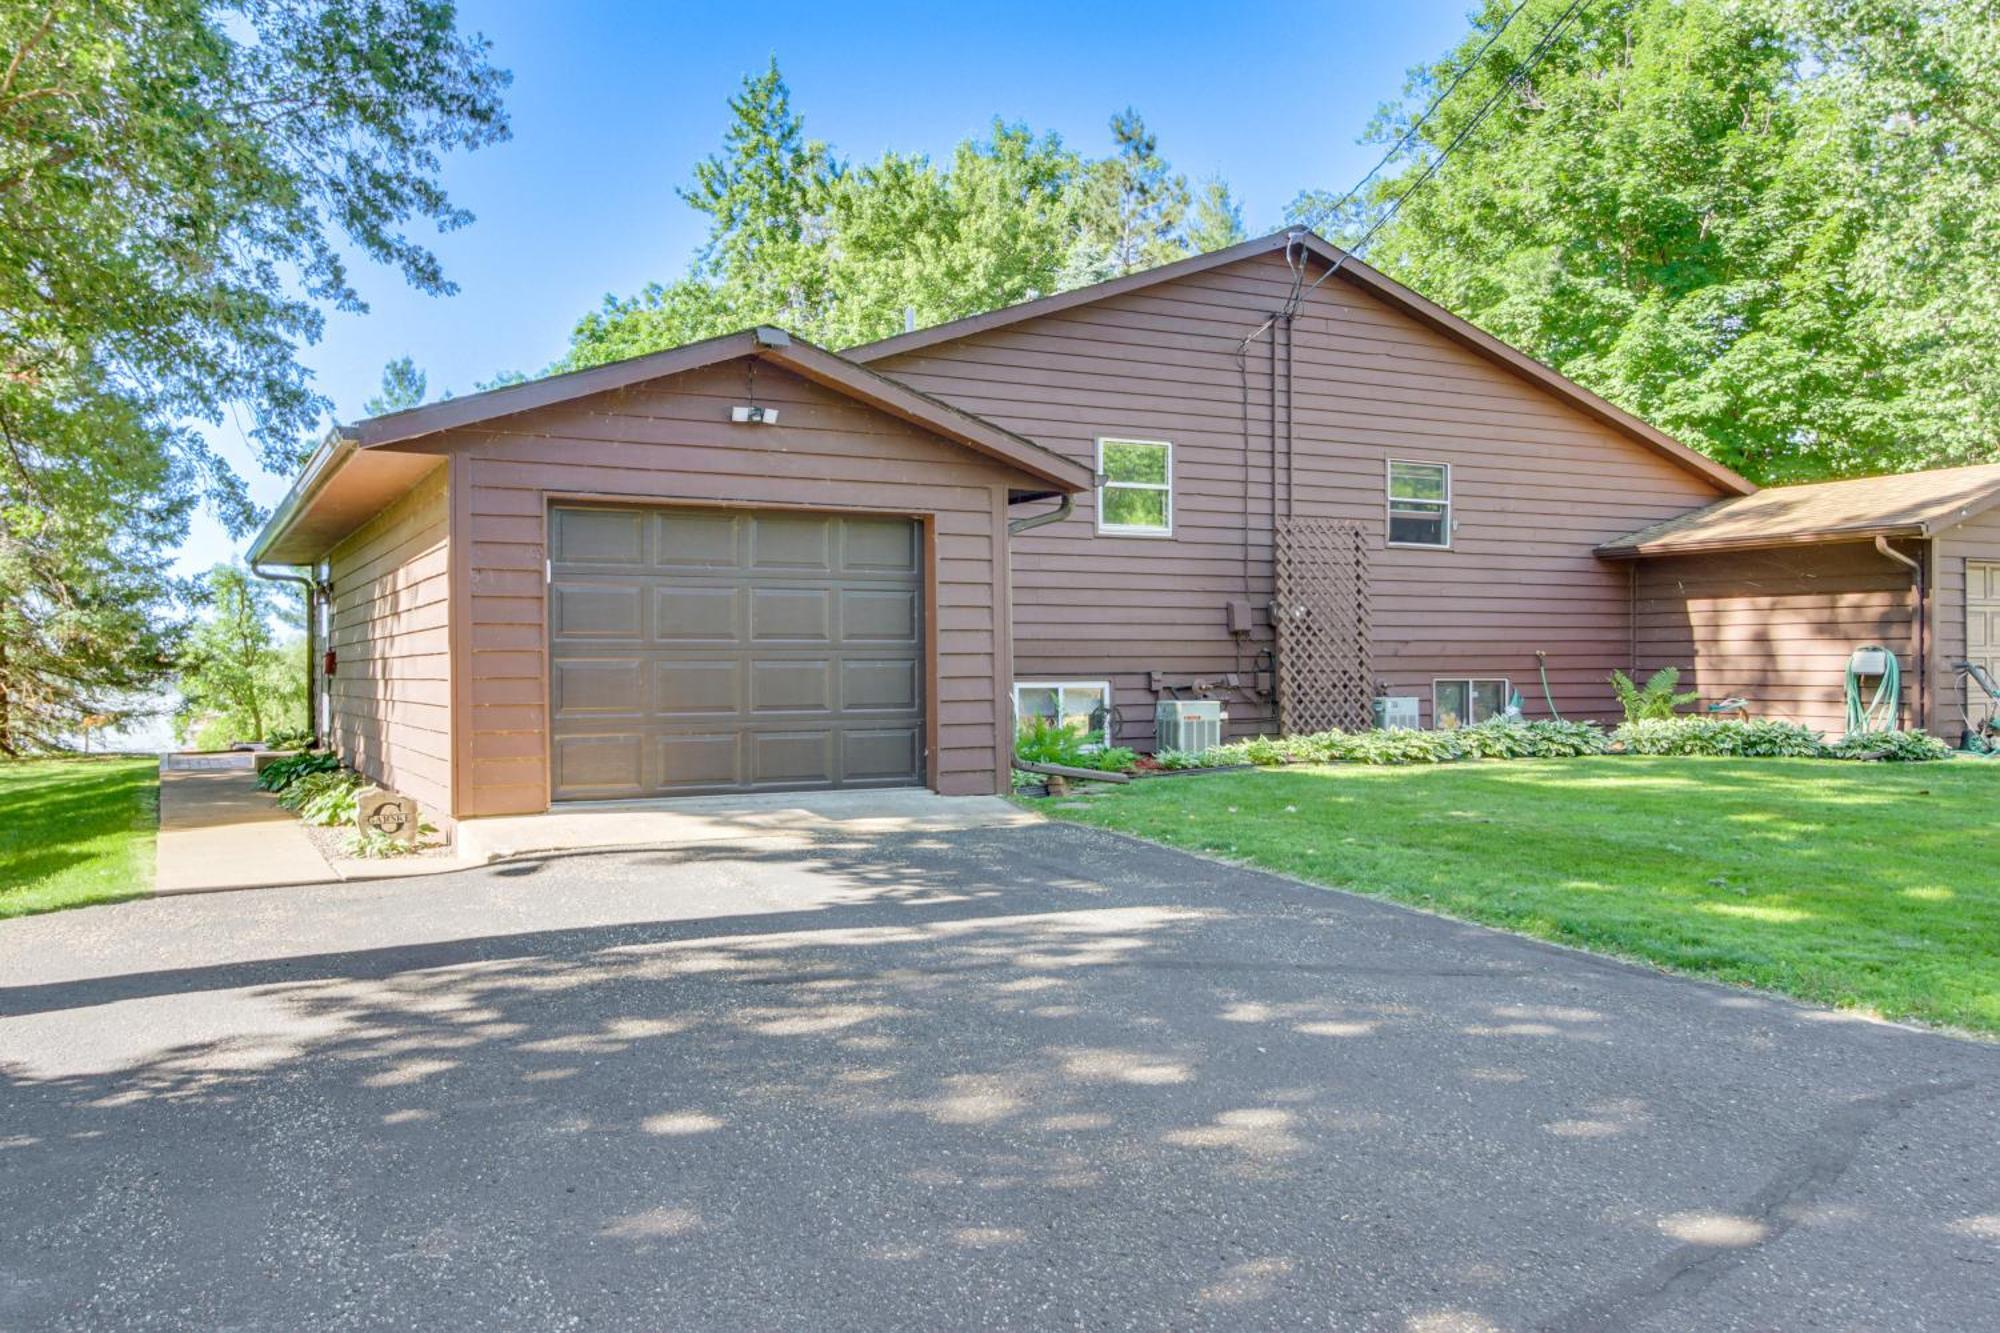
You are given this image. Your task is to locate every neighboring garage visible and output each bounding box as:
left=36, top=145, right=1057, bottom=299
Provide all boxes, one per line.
left=248, top=327, right=1093, bottom=826
left=1602, top=461, right=2000, bottom=737
left=547, top=504, right=927, bottom=799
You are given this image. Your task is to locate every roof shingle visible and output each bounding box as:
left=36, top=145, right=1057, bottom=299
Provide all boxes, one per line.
left=1598, top=462, right=2000, bottom=557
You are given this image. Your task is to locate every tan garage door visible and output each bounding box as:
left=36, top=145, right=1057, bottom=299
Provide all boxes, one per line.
left=1971, top=561, right=2000, bottom=728
left=548, top=505, right=925, bottom=800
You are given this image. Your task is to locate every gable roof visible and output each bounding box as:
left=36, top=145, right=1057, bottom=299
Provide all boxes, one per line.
left=250, top=326, right=1093, bottom=566
left=847, top=230, right=1755, bottom=498
left=1597, top=461, right=2000, bottom=559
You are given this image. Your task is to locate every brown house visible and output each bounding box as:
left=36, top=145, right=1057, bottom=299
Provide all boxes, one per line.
left=249, top=231, right=2000, bottom=831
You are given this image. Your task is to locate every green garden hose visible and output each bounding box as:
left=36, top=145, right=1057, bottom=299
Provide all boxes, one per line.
left=1844, top=646, right=1900, bottom=735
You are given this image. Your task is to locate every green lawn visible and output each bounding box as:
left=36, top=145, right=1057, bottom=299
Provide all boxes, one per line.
left=1039, top=757, right=2000, bottom=1035
left=0, top=757, right=159, bottom=918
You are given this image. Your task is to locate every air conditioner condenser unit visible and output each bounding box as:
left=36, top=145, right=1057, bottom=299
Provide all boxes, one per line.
left=1156, top=699, right=1226, bottom=753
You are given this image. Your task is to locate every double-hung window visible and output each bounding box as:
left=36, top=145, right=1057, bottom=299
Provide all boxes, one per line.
left=1097, top=438, right=1173, bottom=535
left=1387, top=460, right=1451, bottom=548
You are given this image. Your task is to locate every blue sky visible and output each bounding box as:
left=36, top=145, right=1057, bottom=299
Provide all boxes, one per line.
left=182, top=0, right=1474, bottom=574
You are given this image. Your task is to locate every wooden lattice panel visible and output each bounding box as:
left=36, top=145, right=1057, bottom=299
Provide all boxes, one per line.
left=1274, top=520, right=1372, bottom=734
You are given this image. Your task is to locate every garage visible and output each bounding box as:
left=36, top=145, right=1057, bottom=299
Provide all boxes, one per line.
left=549, top=504, right=926, bottom=799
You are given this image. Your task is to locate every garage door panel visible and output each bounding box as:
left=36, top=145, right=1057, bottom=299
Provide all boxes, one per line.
left=841, top=588, right=919, bottom=642
left=654, top=660, right=740, bottom=716
left=552, top=582, right=643, bottom=639
left=750, top=587, right=833, bottom=642
left=842, top=517, right=920, bottom=573
left=553, top=507, right=646, bottom=565
left=750, top=659, right=834, bottom=714
left=553, top=734, right=644, bottom=795
left=654, top=585, right=740, bottom=642
left=750, top=731, right=835, bottom=787
left=553, top=658, right=644, bottom=718
left=655, top=732, right=745, bottom=790
left=843, top=659, right=919, bottom=711
left=750, top=514, right=835, bottom=571
left=843, top=728, right=921, bottom=782
left=653, top=510, right=741, bottom=567
left=550, top=504, right=925, bottom=800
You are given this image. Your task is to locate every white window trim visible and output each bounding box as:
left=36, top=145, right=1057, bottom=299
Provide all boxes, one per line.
left=1432, top=678, right=1512, bottom=729
left=1095, top=437, right=1174, bottom=537
left=1386, top=457, right=1453, bottom=550
left=1013, top=680, right=1114, bottom=738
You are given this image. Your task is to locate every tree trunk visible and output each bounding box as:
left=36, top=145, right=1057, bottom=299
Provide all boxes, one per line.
left=0, top=636, right=13, bottom=757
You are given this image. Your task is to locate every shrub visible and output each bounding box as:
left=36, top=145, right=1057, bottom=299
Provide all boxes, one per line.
left=1825, top=729, right=1953, bottom=762
left=1613, top=717, right=1824, bottom=757
left=277, top=768, right=367, bottom=825
left=1518, top=719, right=1615, bottom=757
left=263, top=726, right=313, bottom=751
left=1201, top=720, right=1612, bottom=768
left=1610, top=666, right=1700, bottom=722
left=1149, top=749, right=1211, bottom=770
left=1014, top=718, right=1138, bottom=774
left=341, top=822, right=438, bottom=858
left=256, top=750, right=338, bottom=792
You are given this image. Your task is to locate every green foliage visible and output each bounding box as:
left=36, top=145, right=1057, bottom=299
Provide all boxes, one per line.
left=279, top=769, right=365, bottom=827
left=1824, top=729, right=1954, bottom=762
left=174, top=564, right=304, bottom=749
left=362, top=357, right=428, bottom=418
left=0, top=0, right=506, bottom=752
left=264, top=726, right=313, bottom=751
left=1609, top=667, right=1701, bottom=722
left=1013, top=718, right=1139, bottom=773
left=1613, top=717, right=1826, bottom=757
left=1323, top=0, right=2000, bottom=481
left=1149, top=749, right=1215, bottom=770
left=341, top=822, right=437, bottom=859
left=553, top=64, right=1242, bottom=373
left=255, top=750, right=338, bottom=793
left=1205, top=720, right=1614, bottom=768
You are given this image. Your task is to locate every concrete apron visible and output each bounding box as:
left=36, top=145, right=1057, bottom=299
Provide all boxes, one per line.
left=454, top=788, right=1041, bottom=864
left=154, top=754, right=341, bottom=894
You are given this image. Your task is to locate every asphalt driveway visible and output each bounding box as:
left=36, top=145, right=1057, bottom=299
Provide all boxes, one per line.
left=1, top=821, right=1995, bottom=1330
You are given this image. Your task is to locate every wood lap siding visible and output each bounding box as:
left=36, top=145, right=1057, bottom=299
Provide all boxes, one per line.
left=1631, top=542, right=1918, bottom=735
left=871, top=252, right=1726, bottom=742
left=325, top=466, right=453, bottom=821
left=449, top=359, right=1019, bottom=818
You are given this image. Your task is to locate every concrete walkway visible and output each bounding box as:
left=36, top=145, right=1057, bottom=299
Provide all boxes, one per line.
left=454, top=788, right=1039, bottom=863
left=154, top=755, right=340, bottom=894
left=156, top=758, right=1039, bottom=891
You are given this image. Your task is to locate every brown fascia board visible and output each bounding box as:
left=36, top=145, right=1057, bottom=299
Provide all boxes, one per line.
left=847, top=230, right=1757, bottom=499
left=344, top=325, right=1088, bottom=491
left=1593, top=523, right=1928, bottom=561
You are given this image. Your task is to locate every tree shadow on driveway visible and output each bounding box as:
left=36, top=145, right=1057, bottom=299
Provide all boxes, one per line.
left=0, top=823, right=1993, bottom=1330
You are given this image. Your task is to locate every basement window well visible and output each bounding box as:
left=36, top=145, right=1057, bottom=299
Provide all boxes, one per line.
left=1096, top=439, right=1173, bottom=535
left=1015, top=681, right=1112, bottom=739
left=1433, top=678, right=1510, bottom=729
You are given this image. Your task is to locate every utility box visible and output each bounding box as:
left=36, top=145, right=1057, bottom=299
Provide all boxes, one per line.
left=355, top=787, right=418, bottom=845
left=1156, top=699, right=1226, bottom=753
left=1372, top=696, right=1422, bottom=731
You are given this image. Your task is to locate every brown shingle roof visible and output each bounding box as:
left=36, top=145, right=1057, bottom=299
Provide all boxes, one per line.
left=1598, top=461, right=2000, bottom=558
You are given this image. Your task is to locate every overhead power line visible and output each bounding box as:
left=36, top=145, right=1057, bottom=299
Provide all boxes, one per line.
left=1294, top=0, right=1533, bottom=248
left=1292, top=0, right=1594, bottom=308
